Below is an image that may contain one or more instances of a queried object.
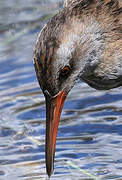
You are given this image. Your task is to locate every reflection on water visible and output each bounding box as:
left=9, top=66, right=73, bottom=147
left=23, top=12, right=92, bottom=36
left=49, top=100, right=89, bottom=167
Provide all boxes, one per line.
left=0, top=0, right=122, bottom=179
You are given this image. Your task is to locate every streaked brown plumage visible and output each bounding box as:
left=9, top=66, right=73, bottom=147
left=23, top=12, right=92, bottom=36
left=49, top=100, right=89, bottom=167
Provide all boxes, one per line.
left=34, top=0, right=122, bottom=177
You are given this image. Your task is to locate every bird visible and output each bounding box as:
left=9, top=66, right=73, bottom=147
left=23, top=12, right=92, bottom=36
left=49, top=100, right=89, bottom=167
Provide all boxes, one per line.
left=33, top=0, right=122, bottom=177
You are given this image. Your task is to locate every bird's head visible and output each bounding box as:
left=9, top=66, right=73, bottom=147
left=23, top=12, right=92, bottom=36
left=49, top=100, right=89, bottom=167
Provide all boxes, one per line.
left=34, top=0, right=122, bottom=177
left=34, top=9, right=84, bottom=177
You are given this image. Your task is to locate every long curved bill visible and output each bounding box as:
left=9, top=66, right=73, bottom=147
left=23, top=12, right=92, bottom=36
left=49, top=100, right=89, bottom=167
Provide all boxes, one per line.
left=45, top=90, right=66, bottom=177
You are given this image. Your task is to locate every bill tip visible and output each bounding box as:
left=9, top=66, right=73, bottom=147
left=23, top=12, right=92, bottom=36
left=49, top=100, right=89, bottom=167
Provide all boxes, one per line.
left=47, top=167, right=54, bottom=178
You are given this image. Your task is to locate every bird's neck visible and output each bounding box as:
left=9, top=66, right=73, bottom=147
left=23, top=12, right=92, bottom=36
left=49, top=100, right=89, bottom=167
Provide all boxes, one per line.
left=63, top=1, right=121, bottom=76
left=78, top=6, right=121, bottom=76
left=76, top=16, right=105, bottom=75
left=57, top=0, right=121, bottom=78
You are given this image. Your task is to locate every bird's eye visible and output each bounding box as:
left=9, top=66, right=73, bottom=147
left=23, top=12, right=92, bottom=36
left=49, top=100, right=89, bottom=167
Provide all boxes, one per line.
left=60, top=66, right=70, bottom=77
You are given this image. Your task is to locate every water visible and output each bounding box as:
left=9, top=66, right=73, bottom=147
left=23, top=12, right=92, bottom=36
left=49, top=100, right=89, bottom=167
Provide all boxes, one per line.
left=0, top=1, right=122, bottom=179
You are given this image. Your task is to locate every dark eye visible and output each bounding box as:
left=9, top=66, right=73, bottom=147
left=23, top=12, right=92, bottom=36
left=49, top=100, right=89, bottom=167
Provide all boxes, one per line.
left=60, top=66, right=70, bottom=77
